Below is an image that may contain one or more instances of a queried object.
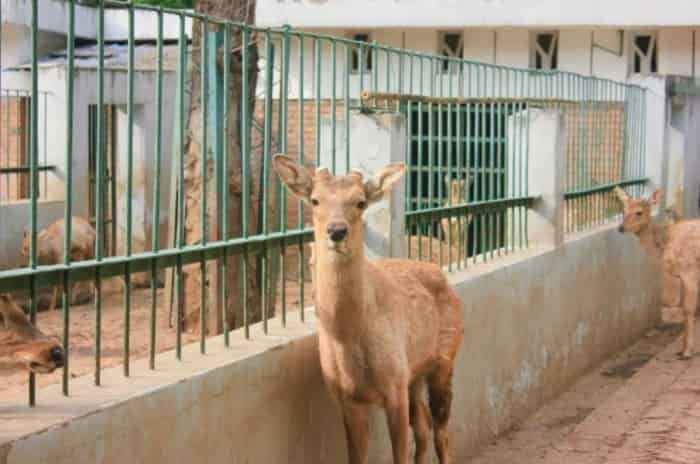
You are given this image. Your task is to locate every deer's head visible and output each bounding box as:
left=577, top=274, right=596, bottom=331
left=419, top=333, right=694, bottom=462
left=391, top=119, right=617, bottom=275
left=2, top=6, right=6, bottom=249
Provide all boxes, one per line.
left=0, top=293, right=64, bottom=373
left=614, top=187, right=661, bottom=234
left=445, top=175, right=473, bottom=205
left=272, top=154, right=405, bottom=258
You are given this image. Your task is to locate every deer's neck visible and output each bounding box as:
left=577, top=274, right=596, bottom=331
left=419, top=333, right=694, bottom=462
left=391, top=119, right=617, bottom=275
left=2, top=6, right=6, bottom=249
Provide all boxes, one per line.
left=636, top=223, right=669, bottom=259
left=313, top=243, right=370, bottom=340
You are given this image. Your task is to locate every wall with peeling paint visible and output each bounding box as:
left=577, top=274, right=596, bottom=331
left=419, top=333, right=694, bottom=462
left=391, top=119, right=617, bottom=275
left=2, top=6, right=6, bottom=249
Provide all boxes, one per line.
left=0, top=224, right=661, bottom=463
left=448, top=226, right=661, bottom=455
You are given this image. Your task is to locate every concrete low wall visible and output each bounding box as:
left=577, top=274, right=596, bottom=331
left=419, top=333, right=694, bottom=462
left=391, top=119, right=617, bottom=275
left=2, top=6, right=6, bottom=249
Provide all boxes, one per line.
left=0, top=224, right=661, bottom=463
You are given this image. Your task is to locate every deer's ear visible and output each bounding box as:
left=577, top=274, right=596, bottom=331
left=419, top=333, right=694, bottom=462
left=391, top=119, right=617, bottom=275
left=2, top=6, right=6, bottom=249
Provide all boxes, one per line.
left=649, top=189, right=662, bottom=205
left=0, top=294, right=35, bottom=334
left=365, top=162, right=406, bottom=204
left=272, top=154, right=314, bottom=202
left=614, top=186, right=630, bottom=203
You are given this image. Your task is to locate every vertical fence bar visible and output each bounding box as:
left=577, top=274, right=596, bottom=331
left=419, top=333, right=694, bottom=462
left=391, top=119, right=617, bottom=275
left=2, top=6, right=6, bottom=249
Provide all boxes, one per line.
left=123, top=1, right=135, bottom=377
left=175, top=12, right=186, bottom=359
left=261, top=31, right=273, bottom=335
left=241, top=26, right=251, bottom=339
left=199, top=17, right=209, bottom=354
left=28, top=0, right=39, bottom=406
left=297, top=34, right=306, bottom=322
left=61, top=0, right=75, bottom=397
left=150, top=7, right=165, bottom=370
left=93, top=0, right=105, bottom=387
left=278, top=26, right=291, bottom=326
left=222, top=23, right=231, bottom=346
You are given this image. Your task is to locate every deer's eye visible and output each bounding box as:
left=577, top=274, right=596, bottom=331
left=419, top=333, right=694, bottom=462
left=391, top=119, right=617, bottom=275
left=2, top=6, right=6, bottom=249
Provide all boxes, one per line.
left=310, top=198, right=319, bottom=206
left=357, top=201, right=367, bottom=210
left=635, top=211, right=643, bottom=216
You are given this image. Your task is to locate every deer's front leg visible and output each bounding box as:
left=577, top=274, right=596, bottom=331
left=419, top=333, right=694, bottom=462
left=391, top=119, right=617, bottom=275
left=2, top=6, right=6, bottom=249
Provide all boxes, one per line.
left=385, top=385, right=411, bottom=464
left=679, top=274, right=699, bottom=360
left=341, top=399, right=370, bottom=464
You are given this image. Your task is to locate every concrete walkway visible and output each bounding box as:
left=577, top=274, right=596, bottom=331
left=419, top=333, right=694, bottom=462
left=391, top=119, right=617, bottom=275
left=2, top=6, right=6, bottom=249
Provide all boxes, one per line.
left=542, top=324, right=700, bottom=464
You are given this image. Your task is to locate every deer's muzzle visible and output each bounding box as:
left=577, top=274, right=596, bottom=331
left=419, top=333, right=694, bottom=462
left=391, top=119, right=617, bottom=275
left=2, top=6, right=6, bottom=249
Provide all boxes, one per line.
left=327, top=223, right=348, bottom=242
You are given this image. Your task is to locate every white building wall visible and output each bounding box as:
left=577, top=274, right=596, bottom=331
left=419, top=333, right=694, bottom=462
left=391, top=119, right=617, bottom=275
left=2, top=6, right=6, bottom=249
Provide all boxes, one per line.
left=274, top=26, right=698, bottom=101
left=495, top=29, right=529, bottom=69
left=558, top=30, right=591, bottom=75
left=659, top=28, right=694, bottom=76
left=257, top=0, right=700, bottom=29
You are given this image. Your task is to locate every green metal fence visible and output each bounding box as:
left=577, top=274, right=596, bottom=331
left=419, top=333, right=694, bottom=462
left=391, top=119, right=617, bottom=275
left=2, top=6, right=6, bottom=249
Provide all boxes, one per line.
left=0, top=0, right=647, bottom=406
left=562, top=85, right=647, bottom=233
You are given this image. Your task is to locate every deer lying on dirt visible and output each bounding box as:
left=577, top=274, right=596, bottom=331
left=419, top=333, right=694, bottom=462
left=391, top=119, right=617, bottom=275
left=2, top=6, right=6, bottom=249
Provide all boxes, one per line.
left=273, top=154, right=465, bottom=464
left=21, top=217, right=96, bottom=312
left=0, top=293, right=64, bottom=373
left=615, top=187, right=700, bottom=359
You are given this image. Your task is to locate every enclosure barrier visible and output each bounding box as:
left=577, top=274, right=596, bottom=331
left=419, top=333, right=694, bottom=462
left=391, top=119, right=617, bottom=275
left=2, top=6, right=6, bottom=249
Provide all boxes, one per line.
left=0, top=0, right=646, bottom=406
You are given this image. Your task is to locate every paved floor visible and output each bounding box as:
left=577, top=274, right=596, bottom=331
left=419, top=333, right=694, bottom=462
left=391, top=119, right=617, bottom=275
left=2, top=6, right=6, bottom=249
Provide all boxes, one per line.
left=542, top=323, right=700, bottom=464
left=470, top=321, right=700, bottom=464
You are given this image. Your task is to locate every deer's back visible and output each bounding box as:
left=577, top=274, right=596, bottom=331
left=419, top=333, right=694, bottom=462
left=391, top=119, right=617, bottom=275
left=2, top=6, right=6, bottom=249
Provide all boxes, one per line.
left=664, top=219, right=700, bottom=273
left=374, top=258, right=464, bottom=362
left=41, top=218, right=96, bottom=262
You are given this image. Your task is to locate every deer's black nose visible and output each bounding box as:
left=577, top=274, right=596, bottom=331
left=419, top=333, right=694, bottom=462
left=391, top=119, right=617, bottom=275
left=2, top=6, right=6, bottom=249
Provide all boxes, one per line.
left=50, top=346, right=65, bottom=366
left=327, top=223, right=348, bottom=242
left=618, top=223, right=625, bottom=233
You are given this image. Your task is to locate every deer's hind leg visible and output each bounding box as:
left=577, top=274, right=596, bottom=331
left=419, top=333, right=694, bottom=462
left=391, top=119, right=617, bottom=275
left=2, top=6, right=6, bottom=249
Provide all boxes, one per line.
left=428, top=362, right=455, bottom=464
left=679, top=273, right=699, bottom=360
left=410, top=379, right=433, bottom=464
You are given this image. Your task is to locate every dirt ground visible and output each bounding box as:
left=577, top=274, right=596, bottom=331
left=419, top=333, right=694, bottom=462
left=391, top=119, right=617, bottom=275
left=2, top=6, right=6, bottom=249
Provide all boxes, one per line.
left=469, top=323, right=683, bottom=464
left=1, top=277, right=314, bottom=400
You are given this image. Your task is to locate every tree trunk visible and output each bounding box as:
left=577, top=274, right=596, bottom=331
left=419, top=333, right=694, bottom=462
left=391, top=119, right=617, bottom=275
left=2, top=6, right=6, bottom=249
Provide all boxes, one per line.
left=181, top=0, right=261, bottom=333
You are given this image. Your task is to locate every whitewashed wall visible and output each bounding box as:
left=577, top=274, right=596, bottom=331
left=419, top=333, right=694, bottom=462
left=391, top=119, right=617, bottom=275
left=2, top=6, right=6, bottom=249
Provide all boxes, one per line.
left=260, top=27, right=699, bottom=100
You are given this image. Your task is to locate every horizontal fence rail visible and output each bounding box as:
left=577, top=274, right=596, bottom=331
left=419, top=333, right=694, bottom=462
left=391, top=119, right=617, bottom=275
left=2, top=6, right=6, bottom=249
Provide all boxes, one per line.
left=0, top=0, right=647, bottom=406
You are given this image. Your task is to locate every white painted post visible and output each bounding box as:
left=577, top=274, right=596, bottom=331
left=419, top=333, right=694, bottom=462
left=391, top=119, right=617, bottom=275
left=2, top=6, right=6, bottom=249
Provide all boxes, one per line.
left=508, top=108, right=566, bottom=248
left=319, top=112, right=407, bottom=258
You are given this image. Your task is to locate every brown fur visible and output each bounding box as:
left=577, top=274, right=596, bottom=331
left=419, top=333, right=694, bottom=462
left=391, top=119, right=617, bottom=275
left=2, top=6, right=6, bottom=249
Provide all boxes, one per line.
left=615, top=187, right=700, bottom=359
left=21, top=217, right=96, bottom=311
left=274, top=155, right=465, bottom=464
left=0, top=293, right=64, bottom=373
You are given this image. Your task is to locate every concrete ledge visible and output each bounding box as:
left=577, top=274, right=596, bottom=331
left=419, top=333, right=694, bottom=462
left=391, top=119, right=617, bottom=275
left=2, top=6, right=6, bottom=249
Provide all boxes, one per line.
left=0, top=227, right=661, bottom=463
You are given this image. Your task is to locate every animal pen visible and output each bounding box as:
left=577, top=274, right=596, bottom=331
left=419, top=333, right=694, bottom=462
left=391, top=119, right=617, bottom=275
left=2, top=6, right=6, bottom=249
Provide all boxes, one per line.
left=0, top=0, right=648, bottom=408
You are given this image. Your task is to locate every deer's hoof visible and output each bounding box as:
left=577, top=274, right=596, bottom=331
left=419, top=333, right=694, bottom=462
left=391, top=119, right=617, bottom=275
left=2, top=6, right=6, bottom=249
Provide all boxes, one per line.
left=676, top=351, right=693, bottom=360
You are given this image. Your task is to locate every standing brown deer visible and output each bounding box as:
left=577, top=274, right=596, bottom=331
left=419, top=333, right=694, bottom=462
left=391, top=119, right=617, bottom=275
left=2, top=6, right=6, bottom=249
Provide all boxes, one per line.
left=615, top=187, right=700, bottom=359
left=21, top=217, right=96, bottom=312
left=273, top=154, right=465, bottom=464
left=0, top=293, right=64, bottom=373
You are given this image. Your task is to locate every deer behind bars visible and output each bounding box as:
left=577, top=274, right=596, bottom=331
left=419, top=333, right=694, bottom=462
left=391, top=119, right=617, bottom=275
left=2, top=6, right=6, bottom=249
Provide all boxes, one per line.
left=0, top=293, right=64, bottom=373
left=615, top=187, right=700, bottom=359
left=273, top=155, right=464, bottom=464
left=22, top=217, right=96, bottom=312
left=441, top=175, right=473, bottom=250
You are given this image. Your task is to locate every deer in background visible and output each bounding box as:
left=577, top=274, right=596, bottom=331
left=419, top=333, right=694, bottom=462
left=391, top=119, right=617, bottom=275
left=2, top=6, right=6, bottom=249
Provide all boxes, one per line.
left=0, top=293, right=64, bottom=373
left=273, top=154, right=465, bottom=464
left=441, top=175, right=474, bottom=252
left=22, top=217, right=96, bottom=312
left=615, top=187, right=700, bottom=359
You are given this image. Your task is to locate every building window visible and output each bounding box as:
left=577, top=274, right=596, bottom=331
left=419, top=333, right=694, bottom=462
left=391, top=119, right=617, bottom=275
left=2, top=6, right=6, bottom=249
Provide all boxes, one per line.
left=350, top=33, right=372, bottom=73
left=438, top=31, right=463, bottom=73
left=530, top=31, right=558, bottom=70
left=630, top=32, right=658, bottom=74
